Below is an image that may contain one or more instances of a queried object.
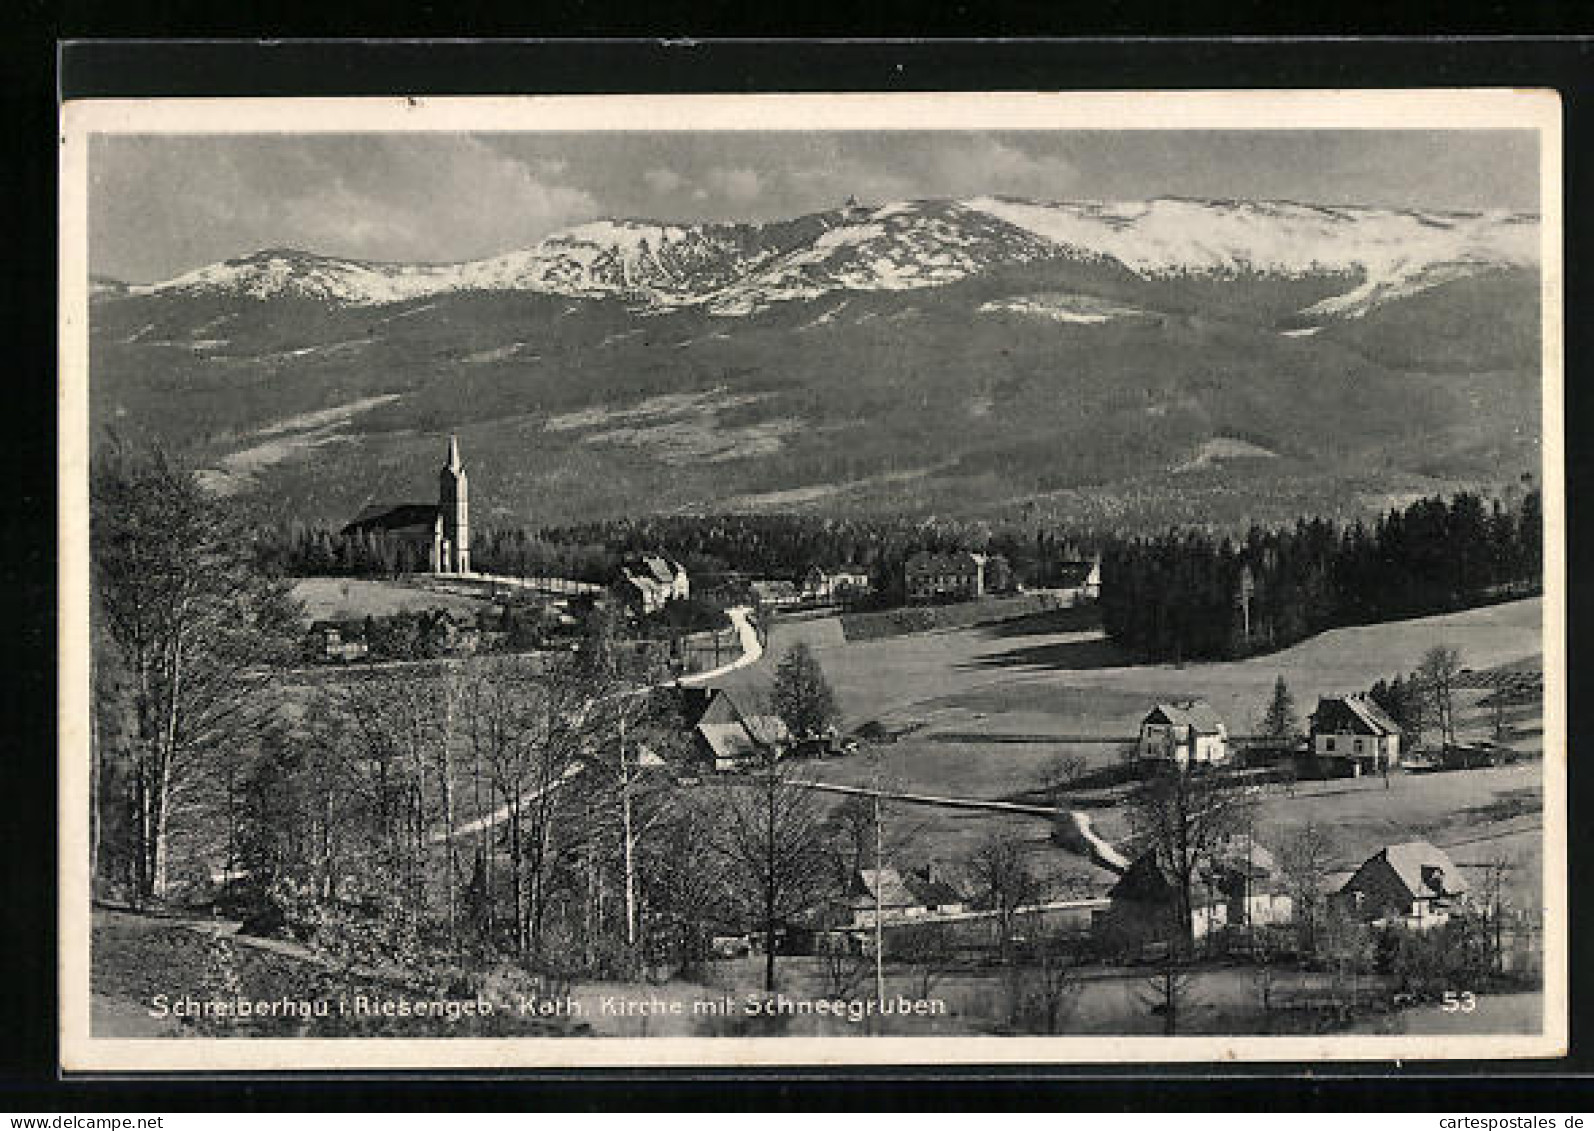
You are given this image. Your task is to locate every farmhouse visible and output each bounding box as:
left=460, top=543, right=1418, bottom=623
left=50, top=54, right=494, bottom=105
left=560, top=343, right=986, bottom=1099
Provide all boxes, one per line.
left=1309, top=695, right=1402, bottom=776
left=1137, top=700, right=1229, bottom=765
left=678, top=688, right=790, bottom=772
left=844, top=865, right=970, bottom=928
left=1337, top=840, right=1468, bottom=930
left=340, top=435, right=471, bottom=575
left=1094, top=838, right=1290, bottom=953
left=904, top=550, right=988, bottom=603
left=801, top=564, right=873, bottom=602
left=611, top=553, right=690, bottom=616
left=1093, top=851, right=1231, bottom=951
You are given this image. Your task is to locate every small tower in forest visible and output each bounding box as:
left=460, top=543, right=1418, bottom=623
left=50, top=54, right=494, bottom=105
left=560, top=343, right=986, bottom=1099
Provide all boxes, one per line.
left=433, top=434, right=471, bottom=575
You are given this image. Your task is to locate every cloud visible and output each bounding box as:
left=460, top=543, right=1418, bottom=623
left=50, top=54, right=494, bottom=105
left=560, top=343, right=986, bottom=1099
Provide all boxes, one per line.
left=643, top=166, right=686, bottom=195
left=91, top=135, right=599, bottom=280
left=940, top=138, right=1078, bottom=199
left=706, top=166, right=763, bottom=203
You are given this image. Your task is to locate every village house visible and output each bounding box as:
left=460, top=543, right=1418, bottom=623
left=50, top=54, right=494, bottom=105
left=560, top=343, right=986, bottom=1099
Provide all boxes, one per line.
left=308, top=619, right=369, bottom=663
left=801, top=564, right=874, bottom=603
left=748, top=578, right=802, bottom=609
left=1309, top=694, right=1402, bottom=776
left=611, top=553, right=690, bottom=616
left=678, top=687, right=791, bottom=772
left=904, top=550, right=989, bottom=603
left=1337, top=840, right=1469, bottom=930
left=1093, top=838, right=1291, bottom=954
left=844, top=865, right=970, bottom=929
left=1137, top=700, right=1229, bottom=765
left=1054, top=557, right=1102, bottom=602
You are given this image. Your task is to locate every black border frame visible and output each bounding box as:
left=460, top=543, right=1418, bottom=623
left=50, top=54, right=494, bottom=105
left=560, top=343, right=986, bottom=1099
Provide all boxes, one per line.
left=12, top=37, right=1592, bottom=1109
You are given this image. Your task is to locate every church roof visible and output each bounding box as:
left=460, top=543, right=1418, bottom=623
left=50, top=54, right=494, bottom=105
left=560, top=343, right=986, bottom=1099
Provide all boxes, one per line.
left=342, top=502, right=439, bottom=537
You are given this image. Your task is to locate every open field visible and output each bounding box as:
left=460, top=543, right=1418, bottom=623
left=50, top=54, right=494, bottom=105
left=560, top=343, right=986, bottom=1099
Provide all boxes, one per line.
left=291, top=576, right=491, bottom=621
left=721, top=598, right=1547, bottom=899
left=732, top=597, right=1542, bottom=739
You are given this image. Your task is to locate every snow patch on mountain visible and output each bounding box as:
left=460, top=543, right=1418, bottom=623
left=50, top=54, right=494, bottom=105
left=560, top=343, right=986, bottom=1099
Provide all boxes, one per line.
left=705, top=201, right=1059, bottom=314
left=1174, top=435, right=1280, bottom=473
left=964, top=196, right=1536, bottom=317
left=979, top=292, right=1146, bottom=324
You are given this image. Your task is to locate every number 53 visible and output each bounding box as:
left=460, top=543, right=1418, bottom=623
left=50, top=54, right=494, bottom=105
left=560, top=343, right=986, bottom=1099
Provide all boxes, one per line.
left=1441, top=990, right=1477, bottom=1013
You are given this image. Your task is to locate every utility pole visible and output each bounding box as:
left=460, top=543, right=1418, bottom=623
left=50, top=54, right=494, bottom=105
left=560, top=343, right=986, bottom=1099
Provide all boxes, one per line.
left=873, top=747, right=885, bottom=1011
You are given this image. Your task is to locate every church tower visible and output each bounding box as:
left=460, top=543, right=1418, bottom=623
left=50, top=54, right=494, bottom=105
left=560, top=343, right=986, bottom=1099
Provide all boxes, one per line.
left=436, top=434, right=470, bottom=574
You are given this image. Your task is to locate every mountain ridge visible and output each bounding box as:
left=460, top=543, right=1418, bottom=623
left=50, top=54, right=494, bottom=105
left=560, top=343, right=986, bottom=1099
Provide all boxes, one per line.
left=115, top=195, right=1538, bottom=322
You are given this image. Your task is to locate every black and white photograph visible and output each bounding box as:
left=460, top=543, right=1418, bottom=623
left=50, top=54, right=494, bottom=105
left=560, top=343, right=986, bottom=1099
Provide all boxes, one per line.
left=57, top=91, right=1566, bottom=1069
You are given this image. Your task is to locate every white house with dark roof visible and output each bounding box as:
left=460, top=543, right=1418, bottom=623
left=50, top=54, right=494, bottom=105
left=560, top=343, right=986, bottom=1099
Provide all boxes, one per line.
left=845, top=865, right=971, bottom=928
left=612, top=553, right=690, bottom=615
left=1337, top=840, right=1468, bottom=930
left=801, top=564, right=873, bottom=602
left=1137, top=700, right=1229, bottom=765
left=1310, top=694, right=1402, bottom=775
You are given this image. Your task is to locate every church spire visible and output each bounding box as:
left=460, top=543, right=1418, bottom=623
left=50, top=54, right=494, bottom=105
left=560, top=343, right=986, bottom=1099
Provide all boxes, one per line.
left=436, top=433, right=470, bottom=575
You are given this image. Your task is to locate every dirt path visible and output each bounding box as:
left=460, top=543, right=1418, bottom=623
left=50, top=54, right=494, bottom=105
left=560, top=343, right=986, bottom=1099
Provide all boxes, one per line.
left=788, top=778, right=1130, bottom=874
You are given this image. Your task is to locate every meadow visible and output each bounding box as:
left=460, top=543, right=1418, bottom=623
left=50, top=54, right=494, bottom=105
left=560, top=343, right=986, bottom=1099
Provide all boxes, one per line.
left=291, top=576, right=491, bottom=622
left=724, top=598, right=1548, bottom=903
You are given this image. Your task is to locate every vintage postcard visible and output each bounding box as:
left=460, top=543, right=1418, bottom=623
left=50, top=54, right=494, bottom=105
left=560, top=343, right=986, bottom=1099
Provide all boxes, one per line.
left=58, top=91, right=1566, bottom=1070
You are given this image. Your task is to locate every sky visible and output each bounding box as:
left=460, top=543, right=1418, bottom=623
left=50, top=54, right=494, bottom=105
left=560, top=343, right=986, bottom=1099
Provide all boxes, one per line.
left=89, top=130, right=1541, bottom=283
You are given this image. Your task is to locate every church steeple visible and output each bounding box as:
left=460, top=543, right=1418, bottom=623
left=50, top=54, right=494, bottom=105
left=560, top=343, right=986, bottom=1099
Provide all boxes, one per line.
left=434, top=434, right=470, bottom=575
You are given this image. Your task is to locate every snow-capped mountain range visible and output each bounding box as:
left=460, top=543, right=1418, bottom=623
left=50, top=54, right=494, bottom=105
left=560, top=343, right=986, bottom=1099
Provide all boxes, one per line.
left=124, top=196, right=1539, bottom=321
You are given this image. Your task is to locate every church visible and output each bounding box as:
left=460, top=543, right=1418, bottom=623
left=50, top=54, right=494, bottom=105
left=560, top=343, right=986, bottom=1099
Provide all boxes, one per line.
left=340, top=435, right=472, bottom=574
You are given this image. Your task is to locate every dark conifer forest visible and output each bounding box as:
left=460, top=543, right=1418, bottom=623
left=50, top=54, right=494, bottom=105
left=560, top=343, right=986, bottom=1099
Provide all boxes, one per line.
left=1098, top=489, right=1541, bottom=662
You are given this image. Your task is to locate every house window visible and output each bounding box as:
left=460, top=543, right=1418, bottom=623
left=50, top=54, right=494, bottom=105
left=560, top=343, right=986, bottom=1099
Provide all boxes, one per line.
left=1354, top=739, right=1364, bottom=753
left=1325, top=737, right=1336, bottom=752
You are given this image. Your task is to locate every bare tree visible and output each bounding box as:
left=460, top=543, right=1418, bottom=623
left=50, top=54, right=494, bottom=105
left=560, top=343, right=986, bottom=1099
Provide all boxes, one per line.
left=1008, top=932, right=1083, bottom=1034
left=1137, top=956, right=1197, bottom=1035
left=701, top=750, right=836, bottom=991
left=91, top=442, right=301, bottom=901
left=817, top=934, right=871, bottom=999
left=895, top=922, right=956, bottom=1001
left=581, top=662, right=690, bottom=975
left=1275, top=820, right=1337, bottom=955
left=968, top=833, right=1037, bottom=965
left=1125, top=763, right=1253, bottom=955
left=1472, top=852, right=1517, bottom=977
left=1416, top=644, right=1464, bottom=747
left=458, top=652, right=593, bottom=959
left=1040, top=752, right=1088, bottom=801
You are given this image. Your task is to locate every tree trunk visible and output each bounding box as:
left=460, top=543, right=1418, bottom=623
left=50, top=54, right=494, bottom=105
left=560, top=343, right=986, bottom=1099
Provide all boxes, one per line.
left=620, top=716, right=638, bottom=959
